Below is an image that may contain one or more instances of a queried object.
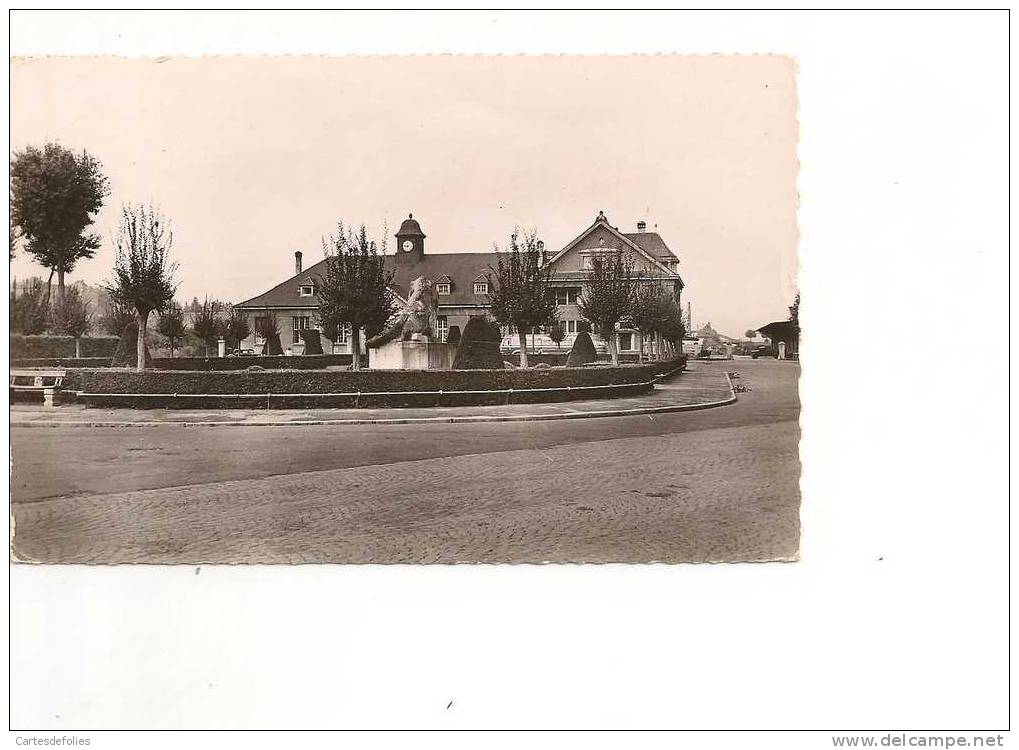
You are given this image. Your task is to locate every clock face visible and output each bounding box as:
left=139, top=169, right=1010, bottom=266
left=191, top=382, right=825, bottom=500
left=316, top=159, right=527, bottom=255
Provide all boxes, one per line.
left=402, top=240, right=414, bottom=251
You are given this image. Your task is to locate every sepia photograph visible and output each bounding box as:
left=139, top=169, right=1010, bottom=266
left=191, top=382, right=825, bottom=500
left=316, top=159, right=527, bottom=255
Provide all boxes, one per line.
left=6, top=9, right=1008, bottom=744
left=9, top=54, right=800, bottom=565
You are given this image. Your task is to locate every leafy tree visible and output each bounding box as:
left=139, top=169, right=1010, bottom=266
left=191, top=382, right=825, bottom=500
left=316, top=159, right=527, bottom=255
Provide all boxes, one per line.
left=629, top=279, right=669, bottom=363
left=190, top=297, right=222, bottom=357
left=744, top=329, right=758, bottom=339
left=9, top=278, right=49, bottom=335
left=156, top=302, right=187, bottom=358
left=106, top=204, right=178, bottom=371
left=98, top=298, right=137, bottom=336
left=577, top=252, right=636, bottom=365
left=658, top=297, right=687, bottom=357
left=10, top=143, right=110, bottom=305
left=50, top=285, right=91, bottom=357
left=224, top=306, right=251, bottom=351
left=255, top=308, right=283, bottom=356
left=486, top=229, right=557, bottom=368
left=548, top=321, right=566, bottom=350
left=318, top=222, right=395, bottom=370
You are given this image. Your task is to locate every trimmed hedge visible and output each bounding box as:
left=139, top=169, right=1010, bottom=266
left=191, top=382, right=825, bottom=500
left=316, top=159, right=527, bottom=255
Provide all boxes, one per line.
left=71, top=357, right=686, bottom=409
left=10, top=334, right=119, bottom=359
left=148, top=354, right=355, bottom=371
left=11, top=357, right=112, bottom=369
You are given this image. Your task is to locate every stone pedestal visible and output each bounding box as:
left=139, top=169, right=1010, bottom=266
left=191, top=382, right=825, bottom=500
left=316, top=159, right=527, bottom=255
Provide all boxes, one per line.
left=370, top=339, right=456, bottom=370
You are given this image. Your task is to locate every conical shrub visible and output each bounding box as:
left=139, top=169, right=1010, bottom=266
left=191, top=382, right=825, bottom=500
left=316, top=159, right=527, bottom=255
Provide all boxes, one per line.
left=566, top=331, right=597, bottom=367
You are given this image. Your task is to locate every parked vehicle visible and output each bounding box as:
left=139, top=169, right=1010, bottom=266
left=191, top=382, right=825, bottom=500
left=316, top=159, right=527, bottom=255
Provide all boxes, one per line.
left=750, top=345, right=777, bottom=359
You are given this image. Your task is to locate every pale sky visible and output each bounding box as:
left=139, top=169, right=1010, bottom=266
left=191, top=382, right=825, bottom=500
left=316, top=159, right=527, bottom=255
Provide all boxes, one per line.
left=10, top=55, right=798, bottom=336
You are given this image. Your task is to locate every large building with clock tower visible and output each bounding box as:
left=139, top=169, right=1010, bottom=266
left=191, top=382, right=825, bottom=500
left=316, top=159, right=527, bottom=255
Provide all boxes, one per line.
left=234, top=211, right=684, bottom=355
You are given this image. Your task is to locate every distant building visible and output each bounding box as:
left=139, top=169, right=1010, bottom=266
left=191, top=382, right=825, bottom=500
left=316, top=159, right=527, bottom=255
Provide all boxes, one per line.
left=756, top=320, right=799, bottom=355
left=234, top=211, right=684, bottom=355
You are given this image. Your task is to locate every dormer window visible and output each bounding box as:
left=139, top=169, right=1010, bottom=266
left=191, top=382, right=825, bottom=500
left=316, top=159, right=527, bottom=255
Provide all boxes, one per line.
left=436, top=283, right=451, bottom=296
left=473, top=281, right=489, bottom=295
left=298, top=285, right=314, bottom=297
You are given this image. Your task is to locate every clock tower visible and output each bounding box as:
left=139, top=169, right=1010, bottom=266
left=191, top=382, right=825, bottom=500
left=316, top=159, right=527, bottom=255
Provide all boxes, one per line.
left=395, top=213, right=426, bottom=266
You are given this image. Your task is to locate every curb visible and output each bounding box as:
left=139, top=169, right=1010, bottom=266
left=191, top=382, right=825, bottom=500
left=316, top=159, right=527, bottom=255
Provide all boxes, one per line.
left=11, top=392, right=737, bottom=429
left=10, top=367, right=735, bottom=429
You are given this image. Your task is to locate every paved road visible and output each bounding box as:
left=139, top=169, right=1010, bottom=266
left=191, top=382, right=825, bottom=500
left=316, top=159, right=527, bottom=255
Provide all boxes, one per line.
left=10, top=360, right=800, bottom=564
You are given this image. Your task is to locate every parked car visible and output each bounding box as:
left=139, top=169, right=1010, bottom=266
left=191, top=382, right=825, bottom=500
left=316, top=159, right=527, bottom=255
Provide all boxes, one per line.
left=750, top=345, right=777, bottom=359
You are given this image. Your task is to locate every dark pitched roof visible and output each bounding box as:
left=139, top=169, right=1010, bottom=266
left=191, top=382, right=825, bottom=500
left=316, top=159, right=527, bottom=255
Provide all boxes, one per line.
left=388, top=253, right=496, bottom=306
left=236, top=252, right=499, bottom=310
left=234, top=260, right=329, bottom=310
left=622, top=231, right=678, bottom=263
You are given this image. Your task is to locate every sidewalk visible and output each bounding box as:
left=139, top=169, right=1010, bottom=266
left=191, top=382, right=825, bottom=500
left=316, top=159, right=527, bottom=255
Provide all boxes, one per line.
left=9, top=365, right=735, bottom=428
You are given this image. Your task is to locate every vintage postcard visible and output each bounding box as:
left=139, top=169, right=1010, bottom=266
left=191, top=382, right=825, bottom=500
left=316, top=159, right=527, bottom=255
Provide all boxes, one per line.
left=9, top=54, right=800, bottom=564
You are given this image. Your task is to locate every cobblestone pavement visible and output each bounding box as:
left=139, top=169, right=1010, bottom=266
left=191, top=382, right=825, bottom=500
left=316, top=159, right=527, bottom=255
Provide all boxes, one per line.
left=10, top=361, right=800, bottom=564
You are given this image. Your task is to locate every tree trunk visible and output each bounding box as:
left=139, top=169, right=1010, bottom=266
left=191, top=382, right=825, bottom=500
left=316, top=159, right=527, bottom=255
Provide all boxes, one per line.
left=56, top=266, right=65, bottom=307
left=136, top=311, right=148, bottom=372
left=609, top=330, right=619, bottom=366
left=637, top=332, right=645, bottom=363
left=351, top=327, right=362, bottom=370
left=44, top=268, right=54, bottom=306
left=74, top=337, right=81, bottom=359
left=170, top=341, right=175, bottom=359
left=517, top=326, right=529, bottom=368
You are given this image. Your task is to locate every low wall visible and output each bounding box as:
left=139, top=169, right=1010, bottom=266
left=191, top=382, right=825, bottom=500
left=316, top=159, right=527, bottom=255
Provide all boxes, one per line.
left=70, top=357, right=685, bottom=409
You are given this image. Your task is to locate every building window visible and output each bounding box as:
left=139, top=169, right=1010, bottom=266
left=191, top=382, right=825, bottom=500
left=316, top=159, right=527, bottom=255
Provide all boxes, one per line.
left=555, top=287, right=581, bottom=306
left=293, top=316, right=312, bottom=344
left=619, top=332, right=633, bottom=351
left=436, top=283, right=451, bottom=296
left=298, top=285, right=314, bottom=297
left=333, top=323, right=350, bottom=345
left=564, top=320, right=581, bottom=334
left=473, top=281, right=488, bottom=295
left=436, top=316, right=449, bottom=342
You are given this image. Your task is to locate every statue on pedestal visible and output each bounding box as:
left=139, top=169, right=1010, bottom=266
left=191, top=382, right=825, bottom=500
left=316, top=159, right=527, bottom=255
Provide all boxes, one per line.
left=366, top=276, right=439, bottom=348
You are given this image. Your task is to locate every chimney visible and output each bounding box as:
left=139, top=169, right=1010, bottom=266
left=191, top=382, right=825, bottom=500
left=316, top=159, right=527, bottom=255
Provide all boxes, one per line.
left=637, top=220, right=647, bottom=233
left=295, top=251, right=303, bottom=275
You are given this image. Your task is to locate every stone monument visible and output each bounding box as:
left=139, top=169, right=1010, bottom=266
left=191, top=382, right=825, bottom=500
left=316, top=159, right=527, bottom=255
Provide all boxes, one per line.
left=366, top=276, right=455, bottom=370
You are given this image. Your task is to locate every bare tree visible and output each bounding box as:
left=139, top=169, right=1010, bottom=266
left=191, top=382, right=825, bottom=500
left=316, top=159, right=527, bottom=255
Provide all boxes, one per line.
left=106, top=205, right=178, bottom=371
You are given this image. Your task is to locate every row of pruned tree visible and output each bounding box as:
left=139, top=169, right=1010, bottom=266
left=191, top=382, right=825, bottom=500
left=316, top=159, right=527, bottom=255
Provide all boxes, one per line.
left=486, top=230, right=687, bottom=367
